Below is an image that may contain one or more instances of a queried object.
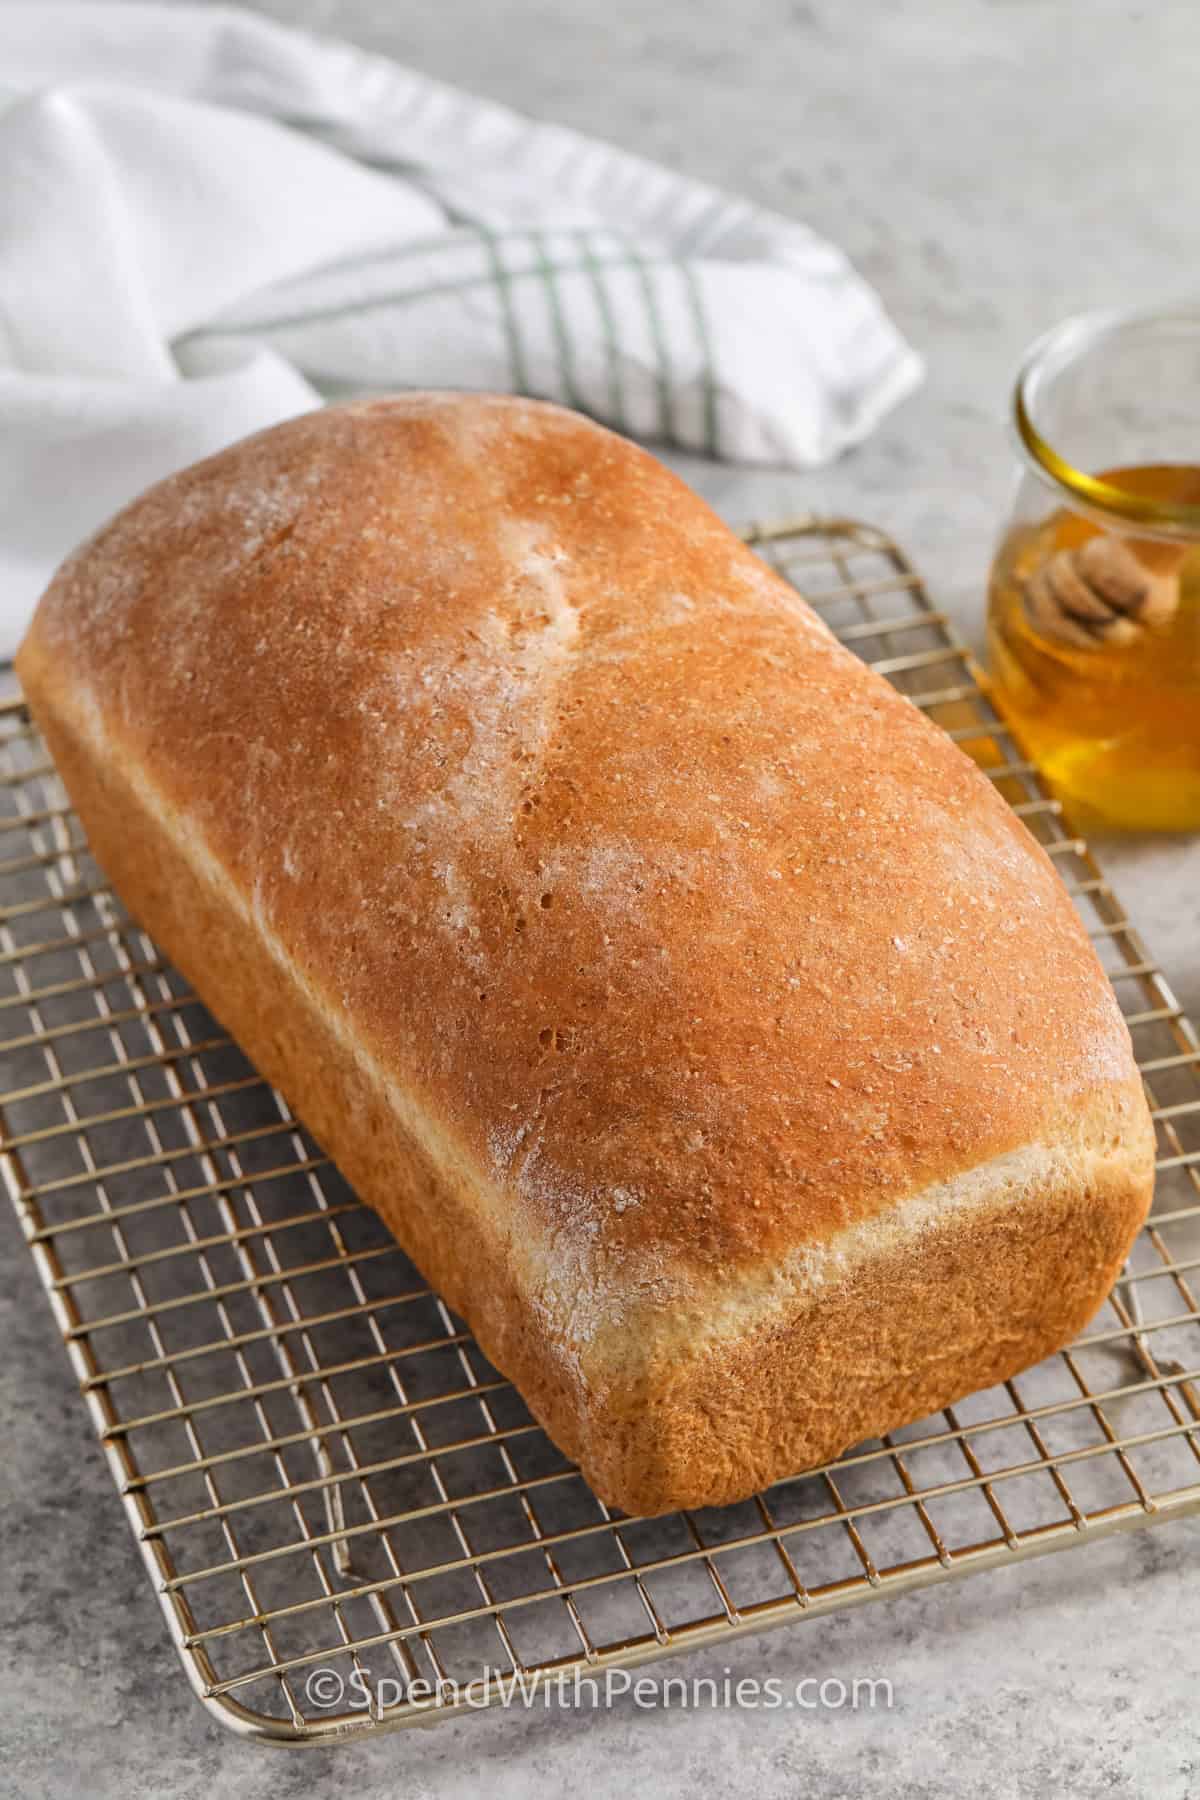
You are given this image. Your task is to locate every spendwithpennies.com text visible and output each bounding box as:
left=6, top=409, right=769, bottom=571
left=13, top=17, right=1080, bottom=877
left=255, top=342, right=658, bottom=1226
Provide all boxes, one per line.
left=305, top=1665, right=895, bottom=1714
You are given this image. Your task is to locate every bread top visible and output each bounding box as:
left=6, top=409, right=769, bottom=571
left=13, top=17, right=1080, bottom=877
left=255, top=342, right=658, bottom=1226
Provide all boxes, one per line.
left=22, top=395, right=1147, bottom=1353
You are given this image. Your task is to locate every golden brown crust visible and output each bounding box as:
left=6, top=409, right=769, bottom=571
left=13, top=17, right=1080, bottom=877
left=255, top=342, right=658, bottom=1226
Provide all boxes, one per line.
left=582, top=1132, right=1149, bottom=1511
left=16, top=394, right=1155, bottom=1514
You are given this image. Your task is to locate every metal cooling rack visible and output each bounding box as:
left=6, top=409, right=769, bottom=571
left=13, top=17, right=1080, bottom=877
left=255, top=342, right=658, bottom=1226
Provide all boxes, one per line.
left=2, top=518, right=1198, bottom=1747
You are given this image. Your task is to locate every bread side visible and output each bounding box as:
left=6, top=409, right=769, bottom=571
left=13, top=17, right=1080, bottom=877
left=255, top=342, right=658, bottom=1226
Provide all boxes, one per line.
left=16, top=394, right=1155, bottom=1513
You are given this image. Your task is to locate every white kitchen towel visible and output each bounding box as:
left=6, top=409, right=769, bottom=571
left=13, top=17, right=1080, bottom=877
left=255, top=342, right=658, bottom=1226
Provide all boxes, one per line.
left=0, top=2, right=922, bottom=656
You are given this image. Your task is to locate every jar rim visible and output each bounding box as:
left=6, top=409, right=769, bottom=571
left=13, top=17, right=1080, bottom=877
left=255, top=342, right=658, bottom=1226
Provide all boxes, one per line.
left=1014, top=304, right=1200, bottom=539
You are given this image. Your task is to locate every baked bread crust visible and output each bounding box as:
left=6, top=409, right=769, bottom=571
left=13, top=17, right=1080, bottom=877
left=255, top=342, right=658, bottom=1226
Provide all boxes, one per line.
left=17, top=394, right=1155, bottom=1514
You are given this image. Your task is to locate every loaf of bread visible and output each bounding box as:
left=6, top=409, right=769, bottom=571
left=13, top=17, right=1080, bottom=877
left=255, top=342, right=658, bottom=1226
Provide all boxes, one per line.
left=17, top=395, right=1154, bottom=1515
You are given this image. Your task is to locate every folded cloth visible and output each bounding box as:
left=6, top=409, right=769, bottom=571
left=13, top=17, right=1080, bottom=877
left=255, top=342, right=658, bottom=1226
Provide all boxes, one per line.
left=0, top=2, right=922, bottom=656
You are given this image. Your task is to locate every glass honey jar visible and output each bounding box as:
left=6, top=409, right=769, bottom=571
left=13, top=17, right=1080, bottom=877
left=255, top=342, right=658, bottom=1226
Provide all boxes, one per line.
left=987, top=307, right=1200, bottom=832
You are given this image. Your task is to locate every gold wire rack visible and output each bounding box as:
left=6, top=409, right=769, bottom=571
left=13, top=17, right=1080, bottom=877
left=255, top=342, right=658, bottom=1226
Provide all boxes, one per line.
left=3, top=518, right=1199, bottom=1747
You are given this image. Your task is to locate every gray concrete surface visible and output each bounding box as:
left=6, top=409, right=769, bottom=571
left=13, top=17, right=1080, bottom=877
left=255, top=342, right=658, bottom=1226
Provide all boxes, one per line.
left=2, top=2, right=1197, bottom=1796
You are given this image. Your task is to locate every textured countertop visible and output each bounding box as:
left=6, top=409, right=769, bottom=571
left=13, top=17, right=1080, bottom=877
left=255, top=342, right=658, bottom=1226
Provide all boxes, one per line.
left=2, top=2, right=1197, bottom=1795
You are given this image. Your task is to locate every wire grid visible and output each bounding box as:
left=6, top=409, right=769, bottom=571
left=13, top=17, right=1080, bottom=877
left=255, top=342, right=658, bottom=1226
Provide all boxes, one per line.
left=2, top=518, right=1198, bottom=1747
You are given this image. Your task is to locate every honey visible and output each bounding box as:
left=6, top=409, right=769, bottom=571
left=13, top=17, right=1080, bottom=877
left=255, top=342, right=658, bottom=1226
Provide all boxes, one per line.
left=987, top=464, right=1200, bottom=832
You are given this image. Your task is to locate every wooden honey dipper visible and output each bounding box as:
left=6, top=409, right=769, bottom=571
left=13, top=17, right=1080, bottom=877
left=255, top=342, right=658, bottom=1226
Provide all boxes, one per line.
left=1021, top=531, right=1184, bottom=650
